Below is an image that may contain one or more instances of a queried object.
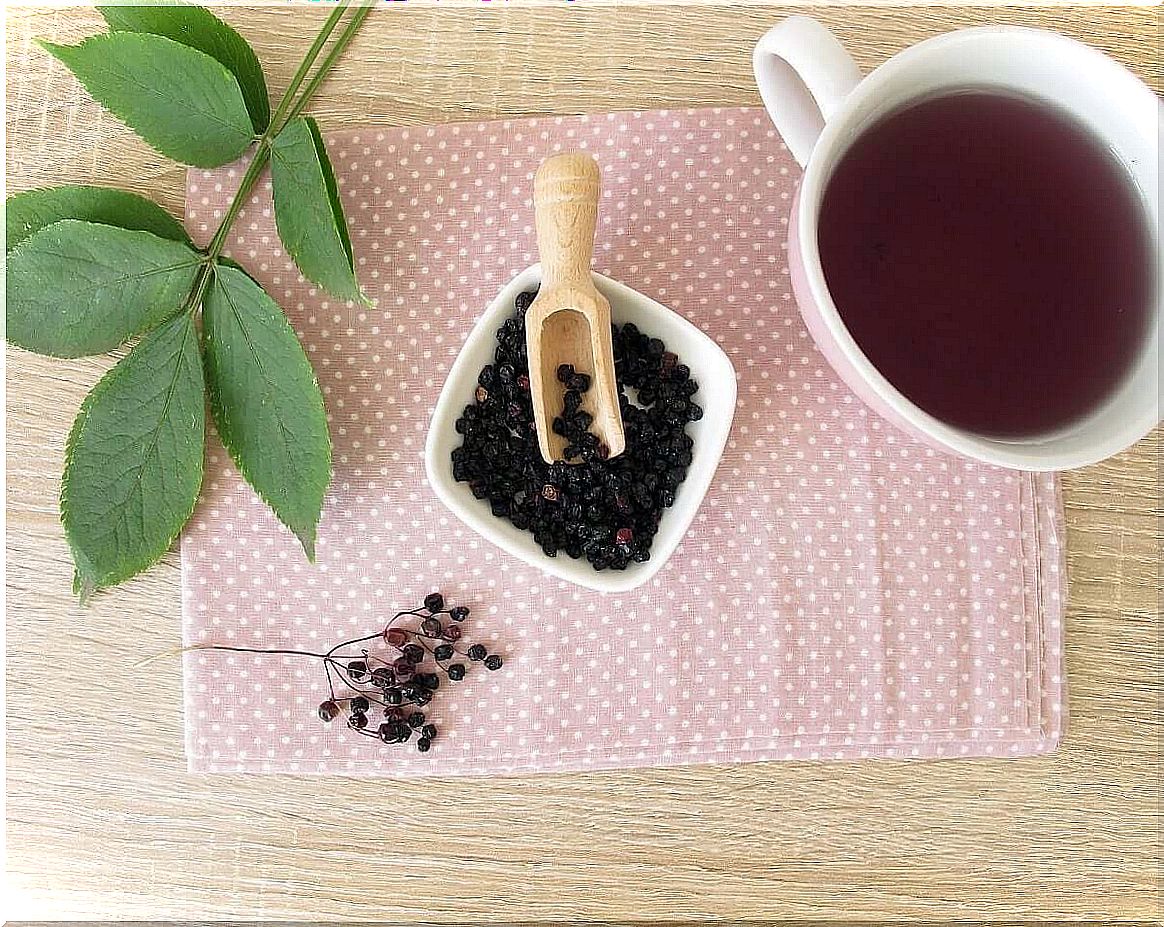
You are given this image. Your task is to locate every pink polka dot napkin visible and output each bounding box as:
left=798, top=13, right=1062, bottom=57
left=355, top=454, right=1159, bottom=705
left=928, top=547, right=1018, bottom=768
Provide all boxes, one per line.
left=181, top=107, right=1066, bottom=775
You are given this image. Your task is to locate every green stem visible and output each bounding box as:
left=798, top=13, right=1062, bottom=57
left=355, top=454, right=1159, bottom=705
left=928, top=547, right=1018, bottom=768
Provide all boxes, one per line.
left=268, top=0, right=353, bottom=133
left=202, top=135, right=273, bottom=261
left=189, top=0, right=369, bottom=308
left=284, top=4, right=373, bottom=124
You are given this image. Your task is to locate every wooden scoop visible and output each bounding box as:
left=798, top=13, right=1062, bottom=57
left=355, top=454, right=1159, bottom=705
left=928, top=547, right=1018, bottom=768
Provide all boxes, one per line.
left=526, top=152, right=626, bottom=464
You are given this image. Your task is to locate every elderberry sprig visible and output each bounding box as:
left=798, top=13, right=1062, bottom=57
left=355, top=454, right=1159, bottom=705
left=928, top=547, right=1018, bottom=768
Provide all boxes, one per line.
left=185, top=592, right=503, bottom=753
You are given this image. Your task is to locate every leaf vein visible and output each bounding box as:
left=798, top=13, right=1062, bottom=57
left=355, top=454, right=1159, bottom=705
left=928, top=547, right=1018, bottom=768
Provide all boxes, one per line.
left=91, top=56, right=252, bottom=139
left=216, top=276, right=301, bottom=467
left=83, top=319, right=196, bottom=556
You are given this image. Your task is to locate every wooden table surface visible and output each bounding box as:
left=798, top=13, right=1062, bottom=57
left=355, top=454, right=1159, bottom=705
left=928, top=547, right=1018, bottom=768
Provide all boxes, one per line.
left=6, top=4, right=1160, bottom=922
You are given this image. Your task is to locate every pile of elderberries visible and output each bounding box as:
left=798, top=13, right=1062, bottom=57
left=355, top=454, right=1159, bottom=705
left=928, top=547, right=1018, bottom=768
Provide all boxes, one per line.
left=451, top=288, right=703, bottom=571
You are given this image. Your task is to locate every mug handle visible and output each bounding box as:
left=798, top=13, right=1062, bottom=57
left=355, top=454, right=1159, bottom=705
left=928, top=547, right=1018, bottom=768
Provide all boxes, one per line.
left=753, top=16, right=863, bottom=168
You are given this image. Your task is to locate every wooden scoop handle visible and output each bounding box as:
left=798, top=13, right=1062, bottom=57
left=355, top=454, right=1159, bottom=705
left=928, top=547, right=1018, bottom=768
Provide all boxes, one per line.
left=534, top=152, right=601, bottom=288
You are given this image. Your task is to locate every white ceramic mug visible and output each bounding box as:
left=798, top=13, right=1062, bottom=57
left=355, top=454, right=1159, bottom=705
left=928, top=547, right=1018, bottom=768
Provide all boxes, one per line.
left=753, top=16, right=1161, bottom=470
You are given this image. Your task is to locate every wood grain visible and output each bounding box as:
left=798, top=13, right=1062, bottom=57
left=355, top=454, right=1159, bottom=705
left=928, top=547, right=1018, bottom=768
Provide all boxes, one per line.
left=6, top=4, right=1160, bottom=921
left=529, top=151, right=626, bottom=463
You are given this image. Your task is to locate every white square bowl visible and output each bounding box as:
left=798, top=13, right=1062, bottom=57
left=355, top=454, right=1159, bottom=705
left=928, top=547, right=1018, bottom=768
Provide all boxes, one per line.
left=424, top=264, right=737, bottom=593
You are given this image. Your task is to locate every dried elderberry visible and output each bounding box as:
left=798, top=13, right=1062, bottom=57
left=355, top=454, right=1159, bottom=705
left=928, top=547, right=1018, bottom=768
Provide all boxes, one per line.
left=451, top=288, right=702, bottom=571
left=188, top=593, right=505, bottom=754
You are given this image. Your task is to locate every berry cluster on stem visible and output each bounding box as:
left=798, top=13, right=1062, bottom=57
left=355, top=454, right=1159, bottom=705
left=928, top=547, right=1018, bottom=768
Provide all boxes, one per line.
left=190, top=592, right=502, bottom=753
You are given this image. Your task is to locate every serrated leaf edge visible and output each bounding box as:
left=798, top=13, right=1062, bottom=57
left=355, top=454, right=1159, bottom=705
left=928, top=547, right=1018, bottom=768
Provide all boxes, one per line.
left=304, top=116, right=355, bottom=271
left=6, top=183, right=193, bottom=251
left=269, top=117, right=369, bottom=306
left=98, top=3, right=270, bottom=133
left=61, top=314, right=206, bottom=599
left=5, top=218, right=203, bottom=359
left=38, top=34, right=255, bottom=169
left=202, top=266, right=331, bottom=562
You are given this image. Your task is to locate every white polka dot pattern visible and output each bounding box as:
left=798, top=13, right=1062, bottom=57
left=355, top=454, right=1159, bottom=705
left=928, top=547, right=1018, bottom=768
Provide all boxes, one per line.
left=180, top=108, right=1066, bottom=775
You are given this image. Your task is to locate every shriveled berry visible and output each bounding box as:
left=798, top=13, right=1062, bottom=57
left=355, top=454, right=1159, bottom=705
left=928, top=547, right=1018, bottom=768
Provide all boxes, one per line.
left=475, top=385, right=489, bottom=403
left=484, top=654, right=503, bottom=671
left=515, top=290, right=537, bottom=312
left=421, top=723, right=438, bottom=739
left=467, top=643, right=487, bottom=662
left=434, top=643, right=454, bottom=661
left=370, top=667, right=395, bottom=687
left=568, top=372, right=591, bottom=393
left=416, top=737, right=432, bottom=752
left=347, top=660, right=367, bottom=681
left=408, top=711, right=426, bottom=729
left=424, top=592, right=445, bottom=612
left=348, top=712, right=368, bottom=730
left=384, top=627, right=408, bottom=648
left=350, top=695, right=369, bottom=714
left=556, top=363, right=575, bottom=383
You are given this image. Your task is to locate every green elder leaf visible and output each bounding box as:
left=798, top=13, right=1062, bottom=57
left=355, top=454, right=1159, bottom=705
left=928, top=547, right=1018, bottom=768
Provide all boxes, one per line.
left=6, top=219, right=201, bottom=358
left=6, top=184, right=191, bottom=252
left=40, top=32, right=254, bottom=167
left=203, top=264, right=331, bottom=559
left=270, top=116, right=365, bottom=304
left=63, top=312, right=205, bottom=599
left=99, top=3, right=270, bottom=133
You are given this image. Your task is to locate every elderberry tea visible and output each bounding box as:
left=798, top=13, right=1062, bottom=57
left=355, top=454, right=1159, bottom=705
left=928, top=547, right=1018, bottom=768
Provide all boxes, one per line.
left=817, top=89, right=1155, bottom=438
left=451, top=289, right=702, bottom=572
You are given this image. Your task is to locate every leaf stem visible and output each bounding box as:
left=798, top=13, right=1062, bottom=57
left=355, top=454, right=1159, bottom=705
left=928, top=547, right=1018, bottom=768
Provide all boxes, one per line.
left=201, top=138, right=272, bottom=262
left=267, top=0, right=353, bottom=134
left=190, top=0, right=370, bottom=306
left=283, top=4, right=374, bottom=124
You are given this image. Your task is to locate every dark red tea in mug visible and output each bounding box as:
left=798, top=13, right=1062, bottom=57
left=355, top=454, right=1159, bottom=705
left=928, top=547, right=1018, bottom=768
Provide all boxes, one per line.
left=817, top=89, right=1155, bottom=438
